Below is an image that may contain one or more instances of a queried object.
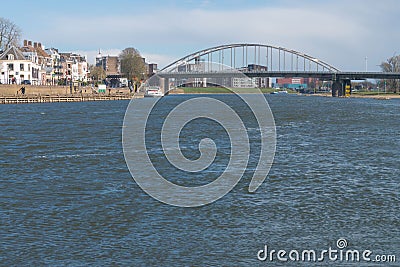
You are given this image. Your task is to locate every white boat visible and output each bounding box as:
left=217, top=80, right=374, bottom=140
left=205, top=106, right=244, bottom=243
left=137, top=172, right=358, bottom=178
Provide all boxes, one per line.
left=144, top=86, right=164, bottom=97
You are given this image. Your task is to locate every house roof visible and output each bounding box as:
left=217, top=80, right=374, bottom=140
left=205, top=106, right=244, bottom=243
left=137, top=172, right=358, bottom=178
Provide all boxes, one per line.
left=36, top=46, right=50, bottom=58
left=21, top=44, right=50, bottom=58
left=20, top=45, right=36, bottom=53
left=0, top=45, right=26, bottom=60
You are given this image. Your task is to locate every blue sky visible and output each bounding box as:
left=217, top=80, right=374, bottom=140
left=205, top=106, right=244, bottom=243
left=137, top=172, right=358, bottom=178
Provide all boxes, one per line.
left=2, top=0, right=400, bottom=70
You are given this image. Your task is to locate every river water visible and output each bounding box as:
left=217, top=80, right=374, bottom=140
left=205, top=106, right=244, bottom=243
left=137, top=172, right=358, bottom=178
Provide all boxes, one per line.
left=0, top=95, right=399, bottom=266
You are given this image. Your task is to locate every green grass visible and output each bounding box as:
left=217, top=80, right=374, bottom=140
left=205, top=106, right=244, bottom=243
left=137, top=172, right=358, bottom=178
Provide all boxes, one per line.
left=178, top=87, right=293, bottom=94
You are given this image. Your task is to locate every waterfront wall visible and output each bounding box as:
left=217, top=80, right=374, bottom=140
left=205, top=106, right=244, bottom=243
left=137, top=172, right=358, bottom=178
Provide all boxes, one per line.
left=0, top=84, right=70, bottom=96
left=0, top=85, right=131, bottom=96
left=0, top=94, right=143, bottom=104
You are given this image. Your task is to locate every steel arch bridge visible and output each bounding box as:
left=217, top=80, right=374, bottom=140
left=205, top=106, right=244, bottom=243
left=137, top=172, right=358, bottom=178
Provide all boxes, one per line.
left=160, top=43, right=340, bottom=73
left=154, top=43, right=400, bottom=96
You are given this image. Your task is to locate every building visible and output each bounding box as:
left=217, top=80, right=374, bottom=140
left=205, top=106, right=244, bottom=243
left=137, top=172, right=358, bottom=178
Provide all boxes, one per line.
left=0, top=40, right=88, bottom=86
left=95, top=52, right=122, bottom=87
left=232, top=77, right=257, bottom=88
left=45, top=47, right=62, bottom=85
left=20, top=40, right=53, bottom=85
left=96, top=52, right=120, bottom=76
left=60, top=52, right=88, bottom=83
left=0, top=45, right=40, bottom=84
left=276, top=77, right=319, bottom=90
left=147, top=63, right=158, bottom=76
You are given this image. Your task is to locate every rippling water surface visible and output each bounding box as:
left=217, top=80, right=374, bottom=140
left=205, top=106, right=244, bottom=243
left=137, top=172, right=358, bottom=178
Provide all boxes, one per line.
left=0, top=95, right=399, bottom=266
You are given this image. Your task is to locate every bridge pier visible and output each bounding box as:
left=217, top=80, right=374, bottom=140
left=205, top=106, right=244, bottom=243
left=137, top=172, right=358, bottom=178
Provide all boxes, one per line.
left=332, top=81, right=342, bottom=97
left=159, top=77, right=169, bottom=95
left=332, top=79, right=351, bottom=97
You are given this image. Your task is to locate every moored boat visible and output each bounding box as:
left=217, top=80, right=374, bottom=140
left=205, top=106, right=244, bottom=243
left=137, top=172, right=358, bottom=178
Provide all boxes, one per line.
left=144, top=86, right=164, bottom=97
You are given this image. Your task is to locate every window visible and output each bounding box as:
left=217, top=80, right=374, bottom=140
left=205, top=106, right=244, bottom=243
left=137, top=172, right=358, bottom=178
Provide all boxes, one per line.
left=20, top=64, right=24, bottom=71
left=8, top=64, right=14, bottom=71
left=28, top=64, right=31, bottom=71
left=8, top=54, right=14, bottom=60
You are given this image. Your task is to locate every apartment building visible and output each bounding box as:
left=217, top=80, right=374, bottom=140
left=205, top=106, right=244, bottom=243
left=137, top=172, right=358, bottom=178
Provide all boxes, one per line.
left=59, top=53, right=88, bottom=83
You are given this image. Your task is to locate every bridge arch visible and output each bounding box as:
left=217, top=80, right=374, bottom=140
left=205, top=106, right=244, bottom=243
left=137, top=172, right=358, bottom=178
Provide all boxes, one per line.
left=160, top=43, right=340, bottom=73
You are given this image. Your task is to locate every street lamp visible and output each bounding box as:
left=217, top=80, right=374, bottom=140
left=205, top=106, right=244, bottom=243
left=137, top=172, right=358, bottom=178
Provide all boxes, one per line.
left=6, top=64, right=9, bottom=84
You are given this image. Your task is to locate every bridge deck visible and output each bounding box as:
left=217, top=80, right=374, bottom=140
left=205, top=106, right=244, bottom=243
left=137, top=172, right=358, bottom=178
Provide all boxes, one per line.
left=157, top=71, right=400, bottom=80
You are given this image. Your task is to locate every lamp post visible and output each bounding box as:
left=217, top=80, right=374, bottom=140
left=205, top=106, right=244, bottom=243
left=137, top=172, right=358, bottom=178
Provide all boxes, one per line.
left=6, top=64, right=9, bottom=84
left=384, top=80, right=386, bottom=93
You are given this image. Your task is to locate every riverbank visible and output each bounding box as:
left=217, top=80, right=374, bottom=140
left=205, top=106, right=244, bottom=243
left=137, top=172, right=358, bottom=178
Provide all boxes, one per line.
left=0, top=84, right=134, bottom=96
left=168, top=87, right=289, bottom=94
left=0, top=93, right=142, bottom=104
left=309, top=92, right=400, bottom=99
left=0, top=84, right=143, bottom=104
left=169, top=87, right=400, bottom=99
left=350, top=92, right=400, bottom=99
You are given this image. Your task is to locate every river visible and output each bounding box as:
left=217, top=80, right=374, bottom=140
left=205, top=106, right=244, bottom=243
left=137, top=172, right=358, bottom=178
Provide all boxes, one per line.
left=0, top=94, right=398, bottom=266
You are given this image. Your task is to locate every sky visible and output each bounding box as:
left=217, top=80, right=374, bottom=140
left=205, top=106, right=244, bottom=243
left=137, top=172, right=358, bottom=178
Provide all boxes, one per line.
left=2, top=0, right=400, bottom=71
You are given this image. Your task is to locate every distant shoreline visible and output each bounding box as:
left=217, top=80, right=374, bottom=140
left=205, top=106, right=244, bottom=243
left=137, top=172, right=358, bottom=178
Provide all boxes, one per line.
left=168, top=88, right=400, bottom=99
left=349, top=93, right=400, bottom=99
left=307, top=92, right=400, bottom=99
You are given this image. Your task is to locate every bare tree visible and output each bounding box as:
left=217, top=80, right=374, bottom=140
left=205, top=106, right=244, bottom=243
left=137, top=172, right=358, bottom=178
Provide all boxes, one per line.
left=380, top=54, right=400, bottom=93
left=119, top=47, right=146, bottom=92
left=0, top=17, right=22, bottom=51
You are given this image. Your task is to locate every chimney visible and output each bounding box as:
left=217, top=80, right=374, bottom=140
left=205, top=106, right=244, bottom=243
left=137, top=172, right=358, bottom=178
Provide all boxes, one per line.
left=28, top=40, right=32, bottom=46
left=34, top=42, right=38, bottom=48
left=23, top=40, right=28, bottom=46
left=38, top=43, right=42, bottom=49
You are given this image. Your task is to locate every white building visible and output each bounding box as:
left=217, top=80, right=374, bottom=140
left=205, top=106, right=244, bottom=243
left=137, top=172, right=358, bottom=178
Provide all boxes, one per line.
left=232, top=77, right=257, bottom=88
left=45, top=47, right=62, bottom=84
left=60, top=53, right=88, bottom=83
left=0, top=45, right=40, bottom=84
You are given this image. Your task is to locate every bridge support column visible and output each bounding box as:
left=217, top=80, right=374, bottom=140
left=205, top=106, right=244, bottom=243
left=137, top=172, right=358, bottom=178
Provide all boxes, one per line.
left=159, top=77, right=169, bottom=95
left=332, top=81, right=342, bottom=97
left=332, top=79, right=351, bottom=97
